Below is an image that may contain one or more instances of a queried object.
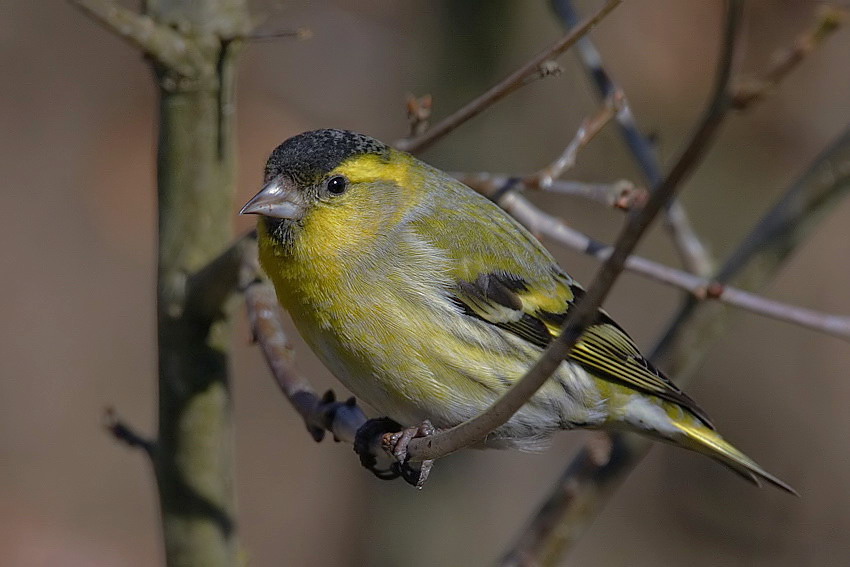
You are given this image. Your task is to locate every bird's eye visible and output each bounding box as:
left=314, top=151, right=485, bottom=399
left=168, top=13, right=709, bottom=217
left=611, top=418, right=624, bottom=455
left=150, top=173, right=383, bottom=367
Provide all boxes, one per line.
left=326, top=175, right=348, bottom=195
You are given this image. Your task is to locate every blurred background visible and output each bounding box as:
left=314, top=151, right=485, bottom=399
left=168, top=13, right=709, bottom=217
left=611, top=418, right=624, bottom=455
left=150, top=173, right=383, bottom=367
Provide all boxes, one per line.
left=2, top=0, right=849, bottom=565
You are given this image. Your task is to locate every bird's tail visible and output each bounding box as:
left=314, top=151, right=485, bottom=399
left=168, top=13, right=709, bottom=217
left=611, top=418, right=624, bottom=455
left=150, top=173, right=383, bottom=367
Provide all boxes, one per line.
left=672, top=418, right=797, bottom=495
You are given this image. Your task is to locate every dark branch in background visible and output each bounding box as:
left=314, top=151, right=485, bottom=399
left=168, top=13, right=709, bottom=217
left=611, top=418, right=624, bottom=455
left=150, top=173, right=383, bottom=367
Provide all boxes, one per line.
left=400, top=0, right=743, bottom=465
left=551, top=0, right=715, bottom=277
left=394, top=0, right=623, bottom=154
left=501, top=124, right=850, bottom=567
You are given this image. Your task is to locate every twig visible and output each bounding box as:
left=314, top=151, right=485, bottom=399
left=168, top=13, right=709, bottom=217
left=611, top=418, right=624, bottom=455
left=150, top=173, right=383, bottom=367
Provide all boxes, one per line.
left=103, top=407, right=156, bottom=457
left=525, top=91, right=623, bottom=189
left=247, top=27, right=313, bottom=41
left=70, top=0, right=210, bottom=78
left=394, top=0, right=623, bottom=154
left=502, top=123, right=850, bottom=567
left=406, top=94, right=433, bottom=137
left=240, top=244, right=368, bottom=444
left=551, top=0, right=715, bottom=277
left=456, top=173, right=644, bottom=211
left=732, top=5, right=848, bottom=109
left=462, top=176, right=850, bottom=341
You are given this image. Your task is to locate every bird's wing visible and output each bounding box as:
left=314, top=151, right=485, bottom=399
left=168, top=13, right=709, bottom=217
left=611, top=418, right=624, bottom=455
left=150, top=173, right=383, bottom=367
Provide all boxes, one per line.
left=450, top=269, right=714, bottom=429
left=411, top=178, right=712, bottom=427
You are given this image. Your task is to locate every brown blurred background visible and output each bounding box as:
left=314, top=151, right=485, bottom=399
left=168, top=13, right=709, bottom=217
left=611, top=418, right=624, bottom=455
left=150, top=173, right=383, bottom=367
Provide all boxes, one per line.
left=2, top=0, right=849, bottom=565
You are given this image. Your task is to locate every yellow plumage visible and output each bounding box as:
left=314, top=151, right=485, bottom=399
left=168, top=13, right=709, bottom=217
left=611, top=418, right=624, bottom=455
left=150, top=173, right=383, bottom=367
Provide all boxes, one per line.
left=243, top=129, right=794, bottom=493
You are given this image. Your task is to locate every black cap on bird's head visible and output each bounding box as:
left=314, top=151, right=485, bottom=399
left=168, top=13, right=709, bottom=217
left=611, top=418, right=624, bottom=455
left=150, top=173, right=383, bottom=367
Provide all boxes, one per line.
left=241, top=129, right=390, bottom=222
left=264, top=129, right=389, bottom=185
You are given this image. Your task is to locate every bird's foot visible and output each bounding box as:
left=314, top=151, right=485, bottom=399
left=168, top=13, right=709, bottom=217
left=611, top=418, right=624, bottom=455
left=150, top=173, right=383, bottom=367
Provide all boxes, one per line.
left=353, top=418, right=436, bottom=488
left=383, top=420, right=435, bottom=489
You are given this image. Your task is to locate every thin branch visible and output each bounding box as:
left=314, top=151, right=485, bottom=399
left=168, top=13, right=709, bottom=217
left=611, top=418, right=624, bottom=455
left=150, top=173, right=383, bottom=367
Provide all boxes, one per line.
left=456, top=173, right=644, bottom=211
left=70, top=0, right=209, bottom=78
left=551, top=0, right=716, bottom=277
left=501, top=123, right=850, bottom=567
left=103, top=407, right=156, bottom=458
left=525, top=91, right=623, bottom=189
left=732, top=4, right=848, bottom=109
left=394, top=0, right=623, bottom=154
left=406, top=94, right=434, bottom=138
left=247, top=27, right=313, bottom=42
left=240, top=245, right=367, bottom=444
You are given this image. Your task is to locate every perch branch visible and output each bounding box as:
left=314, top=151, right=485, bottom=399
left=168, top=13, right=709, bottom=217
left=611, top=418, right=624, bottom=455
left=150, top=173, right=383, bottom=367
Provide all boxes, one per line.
left=394, top=0, right=623, bottom=154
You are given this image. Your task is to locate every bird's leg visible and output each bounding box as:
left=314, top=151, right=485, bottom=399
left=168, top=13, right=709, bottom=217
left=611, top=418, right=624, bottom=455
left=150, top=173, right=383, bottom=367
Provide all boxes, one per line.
left=382, top=420, right=436, bottom=489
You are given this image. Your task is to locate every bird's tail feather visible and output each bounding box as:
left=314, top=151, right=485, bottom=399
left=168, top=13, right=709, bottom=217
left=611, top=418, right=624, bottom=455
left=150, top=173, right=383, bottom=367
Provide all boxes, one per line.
left=674, top=419, right=797, bottom=495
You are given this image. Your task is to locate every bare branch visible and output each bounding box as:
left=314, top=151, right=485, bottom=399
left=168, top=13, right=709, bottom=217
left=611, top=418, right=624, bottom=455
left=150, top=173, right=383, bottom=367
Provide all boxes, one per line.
left=247, top=27, right=313, bottom=42
left=732, top=5, right=848, bottom=109
left=406, top=94, right=433, bottom=138
left=70, top=0, right=209, bottom=78
left=525, top=92, right=623, bottom=189
left=456, top=173, right=644, bottom=211
left=394, top=0, right=623, bottom=154
left=551, top=0, right=715, bottom=277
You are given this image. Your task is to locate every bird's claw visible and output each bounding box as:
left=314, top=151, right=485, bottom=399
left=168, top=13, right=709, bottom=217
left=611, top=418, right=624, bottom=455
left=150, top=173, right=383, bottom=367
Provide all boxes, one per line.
left=382, top=420, right=435, bottom=489
left=353, top=418, right=436, bottom=488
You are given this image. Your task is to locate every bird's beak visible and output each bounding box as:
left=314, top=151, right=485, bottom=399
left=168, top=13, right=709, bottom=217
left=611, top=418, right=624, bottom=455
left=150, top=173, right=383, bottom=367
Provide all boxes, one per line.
left=239, top=176, right=306, bottom=220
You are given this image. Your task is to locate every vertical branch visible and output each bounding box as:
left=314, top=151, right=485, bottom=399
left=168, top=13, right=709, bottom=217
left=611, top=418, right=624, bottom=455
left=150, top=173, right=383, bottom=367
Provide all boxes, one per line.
left=153, top=1, right=250, bottom=564
left=74, top=1, right=252, bottom=566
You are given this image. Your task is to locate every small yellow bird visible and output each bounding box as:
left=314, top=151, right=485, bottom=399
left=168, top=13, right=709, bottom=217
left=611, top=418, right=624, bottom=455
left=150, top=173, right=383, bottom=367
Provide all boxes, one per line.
left=242, top=129, right=794, bottom=493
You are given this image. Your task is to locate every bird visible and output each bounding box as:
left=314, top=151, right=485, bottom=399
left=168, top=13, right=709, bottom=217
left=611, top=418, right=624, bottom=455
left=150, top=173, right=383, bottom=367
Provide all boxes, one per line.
left=241, top=128, right=795, bottom=493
